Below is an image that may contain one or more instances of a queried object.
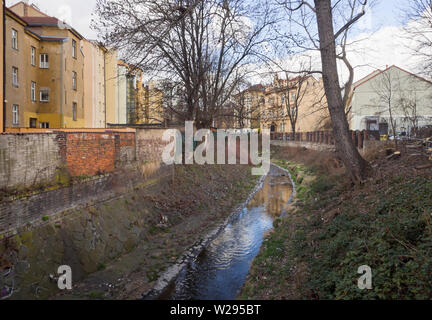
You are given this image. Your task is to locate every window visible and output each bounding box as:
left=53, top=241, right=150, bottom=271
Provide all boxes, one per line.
left=72, top=39, right=77, bottom=58
left=30, top=118, right=37, bottom=128
left=31, top=81, right=36, bottom=101
left=72, top=102, right=77, bottom=121
left=31, top=46, right=36, bottom=65
left=40, top=54, right=49, bottom=68
left=12, top=105, right=19, bottom=125
left=11, top=29, right=18, bottom=50
left=40, top=88, right=50, bottom=102
left=72, top=71, right=77, bottom=90
left=40, top=122, right=49, bottom=129
left=12, top=67, right=18, bottom=86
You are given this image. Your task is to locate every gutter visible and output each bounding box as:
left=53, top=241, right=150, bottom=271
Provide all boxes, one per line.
left=104, top=50, right=107, bottom=128
left=3, top=0, right=6, bottom=132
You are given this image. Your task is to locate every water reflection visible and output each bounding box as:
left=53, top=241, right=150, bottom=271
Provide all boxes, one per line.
left=162, top=165, right=292, bottom=300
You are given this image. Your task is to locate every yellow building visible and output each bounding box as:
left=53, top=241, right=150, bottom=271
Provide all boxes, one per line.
left=259, top=76, right=329, bottom=133
left=142, top=80, right=164, bottom=124
left=5, top=1, right=84, bottom=129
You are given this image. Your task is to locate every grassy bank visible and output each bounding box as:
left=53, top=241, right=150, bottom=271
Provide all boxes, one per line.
left=240, top=146, right=432, bottom=300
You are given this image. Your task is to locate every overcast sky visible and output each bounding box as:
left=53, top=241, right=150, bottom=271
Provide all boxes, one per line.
left=6, top=0, right=423, bottom=82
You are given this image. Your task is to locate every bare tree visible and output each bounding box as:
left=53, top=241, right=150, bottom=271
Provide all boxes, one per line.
left=280, top=74, right=310, bottom=136
left=369, top=71, right=399, bottom=148
left=94, top=0, right=276, bottom=129
left=228, top=83, right=265, bottom=129
left=403, top=1, right=432, bottom=77
left=278, top=0, right=371, bottom=182
left=399, top=95, right=421, bottom=137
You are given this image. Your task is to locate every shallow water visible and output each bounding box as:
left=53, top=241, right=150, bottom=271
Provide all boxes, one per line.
left=161, top=165, right=293, bottom=300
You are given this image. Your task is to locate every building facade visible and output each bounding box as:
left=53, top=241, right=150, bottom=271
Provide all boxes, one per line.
left=5, top=2, right=84, bottom=129
left=349, top=65, right=432, bottom=135
left=116, top=60, right=144, bottom=125
left=82, top=40, right=118, bottom=128
left=142, top=80, right=164, bottom=124
left=238, top=76, right=328, bottom=133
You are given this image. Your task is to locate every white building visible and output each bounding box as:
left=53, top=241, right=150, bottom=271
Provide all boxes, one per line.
left=349, top=65, right=432, bottom=135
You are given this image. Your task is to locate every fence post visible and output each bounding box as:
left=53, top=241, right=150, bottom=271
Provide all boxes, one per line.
left=358, top=130, right=364, bottom=149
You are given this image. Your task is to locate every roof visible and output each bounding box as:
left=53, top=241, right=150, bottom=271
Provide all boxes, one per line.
left=8, top=1, right=50, bottom=18
left=7, top=3, right=84, bottom=40
left=353, top=65, right=432, bottom=90
left=5, top=7, right=27, bottom=26
left=21, top=16, right=61, bottom=26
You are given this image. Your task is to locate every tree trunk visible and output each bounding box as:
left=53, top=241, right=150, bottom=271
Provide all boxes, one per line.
left=314, top=0, right=370, bottom=182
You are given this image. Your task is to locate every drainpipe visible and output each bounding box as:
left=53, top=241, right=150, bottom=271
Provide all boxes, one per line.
left=104, top=49, right=107, bottom=128
left=3, top=0, right=6, bottom=132
left=60, top=42, right=64, bottom=128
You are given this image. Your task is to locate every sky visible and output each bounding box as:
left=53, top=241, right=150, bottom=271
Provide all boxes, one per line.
left=6, top=0, right=425, bottom=82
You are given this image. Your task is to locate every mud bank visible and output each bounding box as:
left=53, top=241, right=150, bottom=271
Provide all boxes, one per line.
left=0, top=164, right=258, bottom=300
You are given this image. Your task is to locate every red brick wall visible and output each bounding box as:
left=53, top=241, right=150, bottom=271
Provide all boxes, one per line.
left=65, top=132, right=135, bottom=176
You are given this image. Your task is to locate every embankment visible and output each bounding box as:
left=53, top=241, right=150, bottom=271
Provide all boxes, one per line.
left=1, top=164, right=258, bottom=299
left=240, top=145, right=432, bottom=300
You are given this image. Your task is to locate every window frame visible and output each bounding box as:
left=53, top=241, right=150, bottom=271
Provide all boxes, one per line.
left=72, top=39, right=77, bottom=59
left=31, top=46, right=36, bottom=66
left=40, top=53, right=49, bottom=69
left=31, top=81, right=36, bottom=101
left=12, top=105, right=19, bottom=125
left=12, top=67, right=18, bottom=87
left=72, top=102, right=77, bottom=121
left=29, top=118, right=37, bottom=128
left=11, top=29, right=18, bottom=50
left=72, top=71, right=77, bottom=90
left=40, top=88, right=50, bottom=102
left=40, top=122, right=49, bottom=129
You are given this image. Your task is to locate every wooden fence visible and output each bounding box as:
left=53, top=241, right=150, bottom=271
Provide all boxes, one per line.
left=270, top=130, right=380, bottom=149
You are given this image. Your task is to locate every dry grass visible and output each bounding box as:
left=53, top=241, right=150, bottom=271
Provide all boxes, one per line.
left=271, top=146, right=345, bottom=177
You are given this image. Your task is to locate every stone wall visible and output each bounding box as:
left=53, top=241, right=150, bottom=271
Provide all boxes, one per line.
left=271, top=140, right=336, bottom=152
left=0, top=169, right=155, bottom=237
left=0, top=133, right=63, bottom=189
left=135, top=128, right=168, bottom=163
left=0, top=129, right=167, bottom=190
left=0, top=128, right=171, bottom=236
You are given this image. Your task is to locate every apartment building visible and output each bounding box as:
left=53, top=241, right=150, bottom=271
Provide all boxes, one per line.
left=83, top=40, right=118, bottom=128
left=259, top=75, right=329, bottom=133
left=142, top=80, right=164, bottom=124
left=5, top=1, right=84, bottom=129
left=116, top=60, right=144, bottom=125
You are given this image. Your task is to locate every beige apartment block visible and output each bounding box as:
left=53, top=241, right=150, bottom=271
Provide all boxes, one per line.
left=83, top=40, right=118, bottom=128
left=5, top=1, right=84, bottom=129
left=259, top=76, right=329, bottom=133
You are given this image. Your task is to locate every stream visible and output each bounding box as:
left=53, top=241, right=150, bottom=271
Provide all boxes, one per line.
left=160, top=165, right=293, bottom=300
